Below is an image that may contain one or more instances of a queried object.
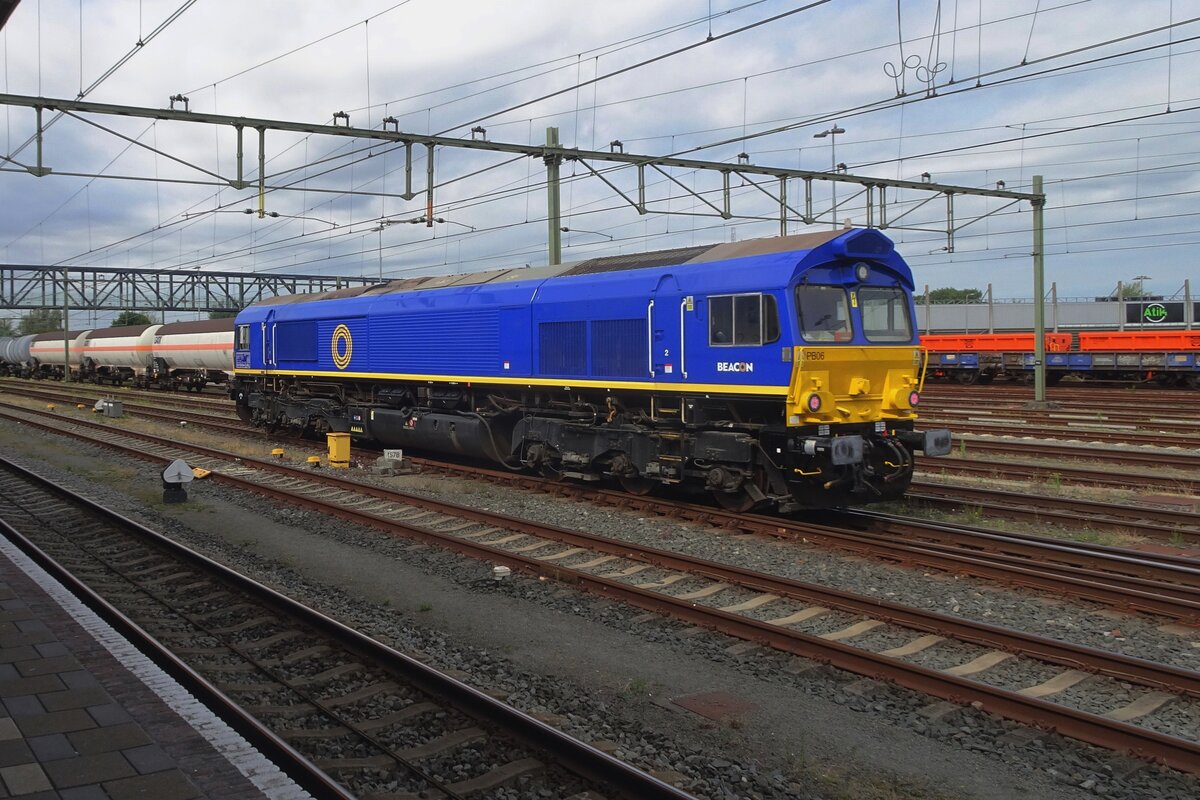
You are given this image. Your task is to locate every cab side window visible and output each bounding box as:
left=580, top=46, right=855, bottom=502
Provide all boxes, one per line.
left=236, top=324, right=250, bottom=350
left=709, top=293, right=780, bottom=346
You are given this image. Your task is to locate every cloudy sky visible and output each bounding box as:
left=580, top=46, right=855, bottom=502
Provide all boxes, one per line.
left=1, top=0, right=1197, bottom=305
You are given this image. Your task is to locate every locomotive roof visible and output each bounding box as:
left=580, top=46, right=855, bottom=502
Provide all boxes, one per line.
left=252, top=229, right=852, bottom=308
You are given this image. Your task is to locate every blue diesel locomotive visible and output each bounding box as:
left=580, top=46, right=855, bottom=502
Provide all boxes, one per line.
left=231, top=228, right=951, bottom=510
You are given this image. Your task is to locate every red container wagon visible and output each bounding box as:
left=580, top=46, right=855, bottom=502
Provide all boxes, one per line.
left=1076, top=331, right=1200, bottom=387
left=921, top=333, right=1072, bottom=384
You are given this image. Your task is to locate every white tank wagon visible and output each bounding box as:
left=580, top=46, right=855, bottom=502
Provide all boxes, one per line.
left=148, top=318, right=235, bottom=390
left=27, top=330, right=92, bottom=378
left=77, top=324, right=163, bottom=385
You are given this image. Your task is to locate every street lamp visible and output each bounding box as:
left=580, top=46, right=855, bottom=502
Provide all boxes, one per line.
left=1130, top=274, right=1152, bottom=325
left=813, top=125, right=846, bottom=230
left=561, top=226, right=613, bottom=242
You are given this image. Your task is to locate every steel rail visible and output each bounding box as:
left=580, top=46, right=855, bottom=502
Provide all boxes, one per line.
left=1, top=405, right=1199, bottom=773
left=918, top=456, right=1199, bottom=494
left=922, top=385, right=1200, bottom=407
left=920, top=418, right=1198, bottom=448
left=0, top=454, right=695, bottom=800
left=0, top=380, right=233, bottom=413
left=905, top=484, right=1200, bottom=545
left=922, top=400, right=1200, bottom=426
left=944, top=436, right=1200, bottom=472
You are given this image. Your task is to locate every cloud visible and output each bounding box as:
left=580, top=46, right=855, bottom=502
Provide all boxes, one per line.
left=0, top=0, right=1197, bottom=301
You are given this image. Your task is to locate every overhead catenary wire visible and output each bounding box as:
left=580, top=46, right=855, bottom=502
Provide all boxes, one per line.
left=51, top=7, right=1200, bottom=266
left=7, top=6, right=1123, bottom=251
left=433, top=0, right=834, bottom=136
left=3, top=0, right=198, bottom=162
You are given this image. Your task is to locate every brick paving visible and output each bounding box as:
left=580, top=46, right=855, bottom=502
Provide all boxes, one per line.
left=0, top=551, right=299, bottom=800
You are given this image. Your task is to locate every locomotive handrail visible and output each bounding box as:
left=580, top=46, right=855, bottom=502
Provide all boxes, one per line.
left=647, top=299, right=655, bottom=378
left=271, top=322, right=277, bottom=366
left=260, top=322, right=266, bottom=366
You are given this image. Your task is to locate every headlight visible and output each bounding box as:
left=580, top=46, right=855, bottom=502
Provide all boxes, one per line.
left=908, top=390, right=920, bottom=407
left=806, top=393, right=822, bottom=413
left=854, top=262, right=871, bottom=282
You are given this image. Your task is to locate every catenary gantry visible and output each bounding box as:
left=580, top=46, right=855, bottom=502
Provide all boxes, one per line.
left=0, top=265, right=375, bottom=314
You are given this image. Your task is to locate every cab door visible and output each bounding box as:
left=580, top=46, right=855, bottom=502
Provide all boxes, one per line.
left=261, top=309, right=277, bottom=369
left=649, top=274, right=683, bottom=382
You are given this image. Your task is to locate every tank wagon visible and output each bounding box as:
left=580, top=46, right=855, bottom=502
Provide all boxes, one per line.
left=0, top=334, right=34, bottom=376
left=232, top=229, right=951, bottom=511
left=0, top=319, right=234, bottom=389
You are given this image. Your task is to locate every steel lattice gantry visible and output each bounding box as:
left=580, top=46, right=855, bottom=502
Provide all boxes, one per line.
left=0, top=92, right=1054, bottom=400
left=0, top=265, right=375, bottom=314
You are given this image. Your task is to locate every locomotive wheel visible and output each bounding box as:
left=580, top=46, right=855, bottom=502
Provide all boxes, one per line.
left=711, top=487, right=757, bottom=513
left=618, top=475, right=657, bottom=496
left=954, top=371, right=979, bottom=385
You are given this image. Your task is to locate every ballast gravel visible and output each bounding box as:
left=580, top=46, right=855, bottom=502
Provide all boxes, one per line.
left=0, top=419, right=1197, bottom=800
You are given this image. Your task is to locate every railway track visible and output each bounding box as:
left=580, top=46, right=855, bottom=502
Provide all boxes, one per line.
left=0, top=454, right=692, bottom=800
left=944, top=435, right=1200, bottom=473
left=0, top=377, right=233, bottom=414
left=4, top=384, right=1198, bottom=547
left=927, top=406, right=1200, bottom=434
left=922, top=384, right=1200, bottom=409
left=2, top=402, right=1199, bottom=772
left=904, top=483, right=1200, bottom=545
left=918, top=454, right=1200, bottom=496
left=918, top=415, right=1198, bottom=448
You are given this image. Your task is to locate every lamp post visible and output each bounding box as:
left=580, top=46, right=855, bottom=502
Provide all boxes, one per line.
left=813, top=124, right=846, bottom=230
left=1131, top=274, right=1151, bottom=327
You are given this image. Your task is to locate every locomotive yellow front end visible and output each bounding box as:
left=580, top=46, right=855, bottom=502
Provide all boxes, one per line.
left=779, top=344, right=951, bottom=507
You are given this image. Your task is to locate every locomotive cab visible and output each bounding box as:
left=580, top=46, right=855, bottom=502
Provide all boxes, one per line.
left=772, top=246, right=951, bottom=508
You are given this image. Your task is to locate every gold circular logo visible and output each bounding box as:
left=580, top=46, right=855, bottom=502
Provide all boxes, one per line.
left=331, top=324, right=352, bottom=370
